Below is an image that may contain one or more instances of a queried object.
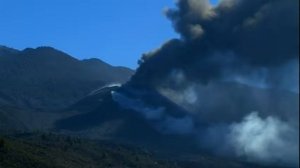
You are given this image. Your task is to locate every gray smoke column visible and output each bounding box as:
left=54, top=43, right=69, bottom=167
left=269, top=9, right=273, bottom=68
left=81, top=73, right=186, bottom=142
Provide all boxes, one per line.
left=117, top=0, right=299, bottom=166
left=130, top=0, right=299, bottom=88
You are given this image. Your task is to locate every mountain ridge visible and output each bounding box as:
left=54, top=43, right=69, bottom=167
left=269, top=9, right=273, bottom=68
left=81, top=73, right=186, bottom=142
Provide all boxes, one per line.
left=0, top=45, right=134, bottom=110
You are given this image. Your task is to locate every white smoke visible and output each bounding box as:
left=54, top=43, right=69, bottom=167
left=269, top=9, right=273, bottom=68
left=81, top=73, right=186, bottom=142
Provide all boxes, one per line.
left=112, top=85, right=299, bottom=166
left=111, top=91, right=164, bottom=120
left=111, top=90, right=196, bottom=135
left=198, top=112, right=299, bottom=167
left=156, top=69, right=299, bottom=166
left=228, top=112, right=299, bottom=166
left=226, top=59, right=300, bottom=93
left=89, top=83, right=122, bottom=96
left=158, top=85, right=198, bottom=111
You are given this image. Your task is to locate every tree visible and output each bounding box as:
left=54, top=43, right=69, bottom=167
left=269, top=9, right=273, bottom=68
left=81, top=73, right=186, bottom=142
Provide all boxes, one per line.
left=0, top=138, right=5, bottom=149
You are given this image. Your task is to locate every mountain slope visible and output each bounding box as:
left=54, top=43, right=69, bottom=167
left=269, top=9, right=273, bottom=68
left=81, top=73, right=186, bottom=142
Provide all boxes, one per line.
left=0, top=46, right=134, bottom=110
left=53, top=82, right=299, bottom=167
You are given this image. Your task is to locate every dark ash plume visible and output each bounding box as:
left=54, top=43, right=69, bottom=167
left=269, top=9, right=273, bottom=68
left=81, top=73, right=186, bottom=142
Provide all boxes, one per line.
left=114, top=0, right=299, bottom=166
left=130, top=0, right=299, bottom=87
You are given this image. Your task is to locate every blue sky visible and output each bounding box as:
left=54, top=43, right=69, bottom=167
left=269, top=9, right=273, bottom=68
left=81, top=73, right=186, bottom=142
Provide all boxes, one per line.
left=0, top=0, right=218, bottom=69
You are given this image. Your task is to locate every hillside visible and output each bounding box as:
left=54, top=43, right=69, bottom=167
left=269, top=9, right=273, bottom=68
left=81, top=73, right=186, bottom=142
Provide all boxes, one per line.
left=0, top=133, right=279, bottom=168
left=0, top=45, right=134, bottom=110
left=0, top=133, right=177, bottom=168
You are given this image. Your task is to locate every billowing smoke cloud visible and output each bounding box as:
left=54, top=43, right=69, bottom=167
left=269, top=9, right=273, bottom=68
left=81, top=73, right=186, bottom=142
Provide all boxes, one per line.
left=113, top=0, right=299, bottom=166
left=229, top=112, right=299, bottom=166
left=130, top=0, right=299, bottom=88
left=199, top=112, right=299, bottom=166
left=114, top=75, right=299, bottom=167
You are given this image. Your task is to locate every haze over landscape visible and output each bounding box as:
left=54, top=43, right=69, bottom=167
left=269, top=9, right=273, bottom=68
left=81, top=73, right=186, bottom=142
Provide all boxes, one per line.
left=0, top=0, right=299, bottom=168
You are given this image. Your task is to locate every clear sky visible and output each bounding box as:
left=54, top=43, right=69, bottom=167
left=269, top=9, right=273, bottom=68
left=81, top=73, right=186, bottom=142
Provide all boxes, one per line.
left=0, top=0, right=218, bottom=69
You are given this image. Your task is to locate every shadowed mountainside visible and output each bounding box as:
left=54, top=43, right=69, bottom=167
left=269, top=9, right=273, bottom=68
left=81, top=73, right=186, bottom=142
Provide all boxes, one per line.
left=0, top=45, right=134, bottom=110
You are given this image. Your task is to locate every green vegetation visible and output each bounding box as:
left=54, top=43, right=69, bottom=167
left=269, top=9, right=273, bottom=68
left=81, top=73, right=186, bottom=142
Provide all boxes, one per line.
left=0, top=133, right=284, bottom=168
left=0, top=133, right=178, bottom=168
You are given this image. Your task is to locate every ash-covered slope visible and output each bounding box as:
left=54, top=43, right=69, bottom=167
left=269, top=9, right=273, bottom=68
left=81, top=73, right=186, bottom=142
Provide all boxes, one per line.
left=55, top=84, right=197, bottom=152
left=0, top=45, right=134, bottom=110
left=54, top=81, right=298, bottom=167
